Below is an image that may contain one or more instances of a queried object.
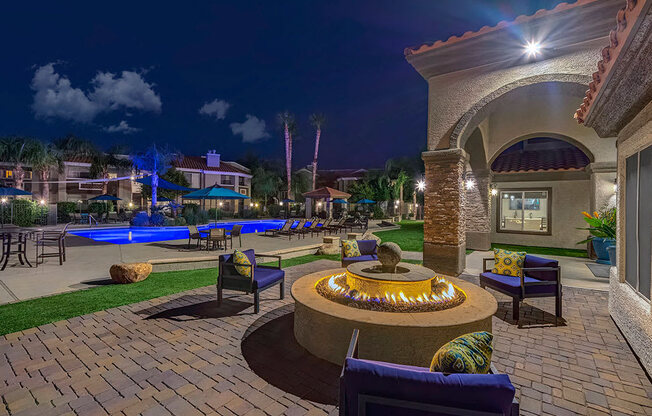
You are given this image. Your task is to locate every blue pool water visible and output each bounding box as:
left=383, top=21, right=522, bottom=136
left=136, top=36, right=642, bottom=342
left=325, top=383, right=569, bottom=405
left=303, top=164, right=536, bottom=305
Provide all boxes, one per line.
left=70, top=220, right=298, bottom=244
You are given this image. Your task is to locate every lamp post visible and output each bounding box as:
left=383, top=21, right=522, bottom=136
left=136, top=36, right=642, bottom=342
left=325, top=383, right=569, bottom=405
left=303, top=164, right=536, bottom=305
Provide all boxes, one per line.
left=415, top=179, right=426, bottom=220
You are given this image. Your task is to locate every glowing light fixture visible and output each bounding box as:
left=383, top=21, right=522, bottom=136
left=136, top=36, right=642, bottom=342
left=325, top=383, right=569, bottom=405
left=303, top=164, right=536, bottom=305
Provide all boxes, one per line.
left=465, top=179, right=475, bottom=190
left=524, top=41, right=542, bottom=57
left=130, top=176, right=135, bottom=181
left=1, top=198, right=6, bottom=204
left=491, top=188, right=498, bottom=196
left=128, top=202, right=134, bottom=208
left=39, top=199, right=45, bottom=205
left=416, top=180, right=426, bottom=192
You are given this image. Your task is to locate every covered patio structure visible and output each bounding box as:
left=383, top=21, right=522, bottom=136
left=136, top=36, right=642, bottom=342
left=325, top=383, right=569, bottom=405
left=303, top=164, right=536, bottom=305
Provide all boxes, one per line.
left=303, top=187, right=351, bottom=218
left=405, top=0, right=622, bottom=275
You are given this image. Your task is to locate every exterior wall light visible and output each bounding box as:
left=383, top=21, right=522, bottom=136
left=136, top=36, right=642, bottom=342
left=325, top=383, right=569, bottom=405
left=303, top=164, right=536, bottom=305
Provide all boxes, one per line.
left=1, top=198, right=6, bottom=204
left=491, top=188, right=498, bottom=196
left=524, top=41, right=542, bottom=57
left=613, top=179, right=618, bottom=193
left=416, top=180, right=426, bottom=192
left=39, top=199, right=46, bottom=205
left=219, top=202, right=223, bottom=207
left=128, top=202, right=133, bottom=208
left=465, top=179, right=475, bottom=190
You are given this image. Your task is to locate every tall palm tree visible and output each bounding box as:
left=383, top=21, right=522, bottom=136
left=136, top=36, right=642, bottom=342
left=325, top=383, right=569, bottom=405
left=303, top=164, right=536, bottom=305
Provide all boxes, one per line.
left=278, top=111, right=294, bottom=199
left=31, top=141, right=63, bottom=203
left=0, top=136, right=38, bottom=190
left=89, top=146, right=132, bottom=194
left=131, top=144, right=177, bottom=209
left=309, top=113, right=325, bottom=191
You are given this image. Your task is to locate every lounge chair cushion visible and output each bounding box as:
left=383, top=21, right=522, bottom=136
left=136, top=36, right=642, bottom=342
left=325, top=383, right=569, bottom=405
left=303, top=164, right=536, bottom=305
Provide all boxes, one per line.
left=341, top=357, right=516, bottom=416
left=524, top=254, right=559, bottom=281
left=357, top=240, right=377, bottom=255
left=430, top=332, right=493, bottom=374
left=233, top=250, right=252, bottom=278
left=480, top=272, right=557, bottom=296
left=253, top=268, right=285, bottom=290
left=342, top=240, right=361, bottom=257
left=343, top=255, right=378, bottom=263
left=492, top=248, right=526, bottom=276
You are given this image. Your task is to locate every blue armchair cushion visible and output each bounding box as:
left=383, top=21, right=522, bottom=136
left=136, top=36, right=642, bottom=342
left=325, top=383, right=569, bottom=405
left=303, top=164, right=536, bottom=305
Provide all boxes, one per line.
left=480, top=272, right=557, bottom=296
left=343, top=254, right=378, bottom=263
left=524, top=254, right=559, bottom=281
left=430, top=332, right=493, bottom=374
left=233, top=249, right=252, bottom=278
left=356, top=240, right=378, bottom=255
left=252, top=268, right=284, bottom=290
left=342, top=240, right=362, bottom=257
left=341, top=357, right=515, bottom=416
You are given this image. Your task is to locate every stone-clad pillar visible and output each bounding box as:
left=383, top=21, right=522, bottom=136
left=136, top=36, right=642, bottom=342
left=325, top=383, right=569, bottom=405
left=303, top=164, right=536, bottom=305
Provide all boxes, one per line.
left=464, top=169, right=492, bottom=251
left=422, top=149, right=469, bottom=276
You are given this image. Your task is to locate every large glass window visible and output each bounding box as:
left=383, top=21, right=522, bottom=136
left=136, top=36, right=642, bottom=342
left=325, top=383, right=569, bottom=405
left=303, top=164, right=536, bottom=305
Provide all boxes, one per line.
left=497, top=189, right=550, bottom=234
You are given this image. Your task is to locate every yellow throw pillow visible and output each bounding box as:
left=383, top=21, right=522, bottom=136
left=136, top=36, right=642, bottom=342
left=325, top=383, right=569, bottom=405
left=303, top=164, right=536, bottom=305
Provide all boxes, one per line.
left=342, top=240, right=361, bottom=257
left=491, top=248, right=526, bottom=277
left=430, top=332, right=493, bottom=374
left=233, top=249, right=252, bottom=278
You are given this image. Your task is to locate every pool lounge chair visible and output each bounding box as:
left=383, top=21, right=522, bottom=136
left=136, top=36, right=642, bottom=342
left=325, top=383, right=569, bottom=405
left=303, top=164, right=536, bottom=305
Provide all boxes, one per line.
left=311, top=218, right=332, bottom=237
left=296, top=218, right=318, bottom=238
left=264, top=220, right=292, bottom=238
left=325, top=217, right=347, bottom=234
left=339, top=329, right=519, bottom=416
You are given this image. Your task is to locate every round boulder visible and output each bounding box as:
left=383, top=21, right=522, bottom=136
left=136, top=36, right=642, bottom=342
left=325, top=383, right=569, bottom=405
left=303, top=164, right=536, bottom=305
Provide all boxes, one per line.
left=110, top=262, right=152, bottom=284
left=377, top=242, right=402, bottom=272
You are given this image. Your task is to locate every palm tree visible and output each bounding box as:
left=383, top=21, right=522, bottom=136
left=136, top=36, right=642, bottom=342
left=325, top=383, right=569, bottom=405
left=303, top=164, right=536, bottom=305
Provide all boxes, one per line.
left=278, top=111, right=294, bottom=200
left=131, top=144, right=178, bottom=209
left=0, top=136, right=38, bottom=190
left=309, top=113, right=325, bottom=191
left=89, top=145, right=132, bottom=194
left=31, top=141, right=63, bottom=203
left=52, top=134, right=97, bottom=158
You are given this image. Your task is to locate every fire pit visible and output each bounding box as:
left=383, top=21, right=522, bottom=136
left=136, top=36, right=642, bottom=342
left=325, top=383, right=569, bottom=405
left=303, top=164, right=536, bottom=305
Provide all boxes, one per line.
left=292, top=244, right=497, bottom=366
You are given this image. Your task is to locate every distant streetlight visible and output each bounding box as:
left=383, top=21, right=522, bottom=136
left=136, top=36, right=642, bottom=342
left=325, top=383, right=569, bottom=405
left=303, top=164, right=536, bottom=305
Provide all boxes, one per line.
left=524, top=41, right=542, bottom=57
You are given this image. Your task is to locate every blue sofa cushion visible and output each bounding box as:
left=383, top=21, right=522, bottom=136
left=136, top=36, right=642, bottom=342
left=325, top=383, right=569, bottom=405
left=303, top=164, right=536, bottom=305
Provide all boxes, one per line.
left=524, top=254, right=558, bottom=281
left=357, top=240, right=377, bottom=255
left=253, top=268, right=284, bottom=290
left=341, top=357, right=515, bottom=416
left=343, top=254, right=378, bottom=263
left=480, top=272, right=557, bottom=296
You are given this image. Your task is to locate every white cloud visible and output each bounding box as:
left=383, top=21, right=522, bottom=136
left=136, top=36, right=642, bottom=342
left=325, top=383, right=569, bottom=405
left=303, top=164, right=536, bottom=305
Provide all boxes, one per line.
left=30, top=63, right=161, bottom=123
left=230, top=115, right=270, bottom=143
left=199, top=99, right=230, bottom=120
left=104, top=120, right=140, bottom=134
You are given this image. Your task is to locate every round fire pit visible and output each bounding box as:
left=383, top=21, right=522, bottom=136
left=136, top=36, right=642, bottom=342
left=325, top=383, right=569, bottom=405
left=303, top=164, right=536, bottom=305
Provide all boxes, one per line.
left=292, top=267, right=497, bottom=367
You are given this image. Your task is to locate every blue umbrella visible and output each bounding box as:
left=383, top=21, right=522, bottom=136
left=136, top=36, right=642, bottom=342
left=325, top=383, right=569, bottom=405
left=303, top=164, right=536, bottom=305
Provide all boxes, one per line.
left=282, top=198, right=295, bottom=203
left=182, top=185, right=250, bottom=200
left=136, top=175, right=195, bottom=191
left=0, top=187, right=32, bottom=196
left=88, top=194, right=122, bottom=201
left=157, top=196, right=173, bottom=202
left=356, top=198, right=376, bottom=204
left=332, top=198, right=348, bottom=204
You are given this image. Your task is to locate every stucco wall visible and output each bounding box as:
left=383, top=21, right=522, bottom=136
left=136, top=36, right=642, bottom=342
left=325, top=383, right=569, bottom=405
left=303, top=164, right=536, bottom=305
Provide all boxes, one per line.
left=490, top=179, right=590, bottom=249
left=612, top=100, right=652, bottom=375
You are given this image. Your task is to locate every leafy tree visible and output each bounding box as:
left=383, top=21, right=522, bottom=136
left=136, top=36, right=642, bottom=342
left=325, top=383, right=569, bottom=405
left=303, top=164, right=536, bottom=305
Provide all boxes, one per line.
left=252, top=166, right=281, bottom=211
left=89, top=145, right=132, bottom=194
left=291, top=171, right=310, bottom=202
left=30, top=141, right=63, bottom=203
left=131, top=144, right=179, bottom=209
left=309, top=113, right=325, bottom=191
left=0, top=136, right=39, bottom=190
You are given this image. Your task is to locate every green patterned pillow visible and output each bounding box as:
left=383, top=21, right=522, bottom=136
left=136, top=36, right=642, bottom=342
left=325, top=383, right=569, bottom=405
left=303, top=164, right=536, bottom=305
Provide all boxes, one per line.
left=491, top=248, right=526, bottom=277
left=342, top=240, right=361, bottom=257
left=430, top=332, right=493, bottom=374
left=233, top=249, right=252, bottom=278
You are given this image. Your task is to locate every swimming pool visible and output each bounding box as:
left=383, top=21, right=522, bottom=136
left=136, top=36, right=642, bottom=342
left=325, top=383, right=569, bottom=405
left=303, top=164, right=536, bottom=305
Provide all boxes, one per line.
left=70, top=220, right=298, bottom=244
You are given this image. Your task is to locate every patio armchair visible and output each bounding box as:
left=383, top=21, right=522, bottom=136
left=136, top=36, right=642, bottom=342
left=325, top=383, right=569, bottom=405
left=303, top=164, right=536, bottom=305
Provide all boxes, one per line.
left=341, top=240, right=378, bottom=267
left=264, top=220, right=292, bottom=237
left=230, top=224, right=243, bottom=247
left=339, top=329, right=519, bottom=416
left=480, top=254, right=562, bottom=322
left=107, top=212, right=120, bottom=223
left=218, top=249, right=285, bottom=314
left=187, top=225, right=207, bottom=249
left=34, top=223, right=71, bottom=267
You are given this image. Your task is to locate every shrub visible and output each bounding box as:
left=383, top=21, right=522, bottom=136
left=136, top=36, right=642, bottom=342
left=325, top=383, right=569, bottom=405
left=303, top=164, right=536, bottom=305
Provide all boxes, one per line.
left=241, top=209, right=259, bottom=219
left=372, top=204, right=385, bottom=219
left=57, top=202, right=77, bottom=223
left=183, top=203, right=199, bottom=214
left=207, top=208, right=224, bottom=221
left=88, top=202, right=108, bottom=216
left=4, top=200, right=48, bottom=227
left=173, top=217, right=187, bottom=226
left=149, top=212, right=167, bottom=226
left=267, top=204, right=281, bottom=218
left=131, top=212, right=150, bottom=226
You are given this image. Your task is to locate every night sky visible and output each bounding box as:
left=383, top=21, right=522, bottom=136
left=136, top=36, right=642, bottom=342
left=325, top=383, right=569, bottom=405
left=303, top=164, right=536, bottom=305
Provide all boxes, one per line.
left=0, top=0, right=564, bottom=169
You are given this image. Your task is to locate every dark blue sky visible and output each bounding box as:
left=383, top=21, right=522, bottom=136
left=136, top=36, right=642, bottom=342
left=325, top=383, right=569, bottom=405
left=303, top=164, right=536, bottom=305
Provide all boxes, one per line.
left=1, top=0, right=563, bottom=169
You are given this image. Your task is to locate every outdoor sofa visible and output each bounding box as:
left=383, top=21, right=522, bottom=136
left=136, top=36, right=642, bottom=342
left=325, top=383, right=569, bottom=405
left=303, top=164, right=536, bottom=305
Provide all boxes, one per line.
left=480, top=254, right=562, bottom=322
left=218, top=249, right=284, bottom=314
left=341, top=240, right=378, bottom=267
left=339, top=329, right=519, bottom=415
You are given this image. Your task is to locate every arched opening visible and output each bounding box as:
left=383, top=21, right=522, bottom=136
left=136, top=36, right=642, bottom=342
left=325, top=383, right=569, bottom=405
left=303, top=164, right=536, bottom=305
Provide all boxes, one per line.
left=491, top=137, right=591, bottom=174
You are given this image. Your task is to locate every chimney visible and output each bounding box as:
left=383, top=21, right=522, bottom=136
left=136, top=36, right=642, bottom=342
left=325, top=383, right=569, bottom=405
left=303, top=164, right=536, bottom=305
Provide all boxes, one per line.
left=206, top=150, right=220, bottom=167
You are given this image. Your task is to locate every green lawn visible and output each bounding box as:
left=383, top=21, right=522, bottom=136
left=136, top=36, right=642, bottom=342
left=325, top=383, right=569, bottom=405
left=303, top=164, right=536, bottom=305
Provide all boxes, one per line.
left=375, top=220, right=425, bottom=252
left=0, top=253, right=345, bottom=336
left=491, top=243, right=588, bottom=258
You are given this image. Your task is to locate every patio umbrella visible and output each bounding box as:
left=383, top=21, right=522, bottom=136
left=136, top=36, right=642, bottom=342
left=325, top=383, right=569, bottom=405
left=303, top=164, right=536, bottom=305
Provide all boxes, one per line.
left=182, top=185, right=250, bottom=221
left=157, top=196, right=173, bottom=202
left=332, top=198, right=348, bottom=204
left=282, top=198, right=295, bottom=203
left=0, top=187, right=32, bottom=196
left=356, top=198, right=376, bottom=204
left=88, top=194, right=122, bottom=218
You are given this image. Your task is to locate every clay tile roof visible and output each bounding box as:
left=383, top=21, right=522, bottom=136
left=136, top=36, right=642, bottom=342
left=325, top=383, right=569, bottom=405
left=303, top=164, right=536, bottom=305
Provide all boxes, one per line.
left=574, top=0, right=647, bottom=123
left=405, top=0, right=599, bottom=56
left=491, top=147, right=590, bottom=173
left=64, top=156, right=94, bottom=164
left=173, top=156, right=250, bottom=175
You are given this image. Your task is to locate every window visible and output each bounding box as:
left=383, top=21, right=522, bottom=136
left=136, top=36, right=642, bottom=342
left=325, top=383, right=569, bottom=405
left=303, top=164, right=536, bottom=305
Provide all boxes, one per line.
left=239, top=187, right=248, bottom=196
left=221, top=175, right=234, bottom=185
left=497, top=189, right=551, bottom=234
left=239, top=176, right=246, bottom=186
left=625, top=145, right=652, bottom=300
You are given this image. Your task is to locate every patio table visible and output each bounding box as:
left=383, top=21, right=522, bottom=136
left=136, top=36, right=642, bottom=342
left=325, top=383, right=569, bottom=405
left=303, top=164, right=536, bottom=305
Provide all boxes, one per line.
left=1, top=230, right=33, bottom=270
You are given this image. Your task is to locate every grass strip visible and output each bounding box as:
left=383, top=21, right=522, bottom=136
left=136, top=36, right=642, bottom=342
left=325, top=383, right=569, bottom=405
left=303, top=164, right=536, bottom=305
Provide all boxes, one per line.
left=490, top=243, right=588, bottom=258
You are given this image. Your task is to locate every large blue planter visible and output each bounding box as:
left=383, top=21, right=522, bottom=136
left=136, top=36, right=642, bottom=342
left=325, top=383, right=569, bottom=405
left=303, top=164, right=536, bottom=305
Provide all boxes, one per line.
left=593, top=238, right=615, bottom=264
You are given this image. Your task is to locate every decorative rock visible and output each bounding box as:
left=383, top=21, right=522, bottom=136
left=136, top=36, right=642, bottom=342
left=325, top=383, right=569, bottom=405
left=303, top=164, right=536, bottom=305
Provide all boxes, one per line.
left=377, top=242, right=402, bottom=272
left=110, top=262, right=152, bottom=284
left=361, top=230, right=381, bottom=245
left=318, top=236, right=340, bottom=255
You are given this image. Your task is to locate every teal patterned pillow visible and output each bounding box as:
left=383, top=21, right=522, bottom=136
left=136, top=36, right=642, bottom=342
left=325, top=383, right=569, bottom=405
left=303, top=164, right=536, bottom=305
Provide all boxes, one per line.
left=342, top=240, right=361, bottom=257
left=233, top=249, right=252, bottom=278
left=430, top=332, right=493, bottom=374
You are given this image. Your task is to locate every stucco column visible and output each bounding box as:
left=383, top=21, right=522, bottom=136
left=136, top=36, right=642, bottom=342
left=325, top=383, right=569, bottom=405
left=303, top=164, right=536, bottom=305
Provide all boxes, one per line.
left=422, top=149, right=469, bottom=276
left=587, top=162, right=617, bottom=212
left=464, top=169, right=492, bottom=251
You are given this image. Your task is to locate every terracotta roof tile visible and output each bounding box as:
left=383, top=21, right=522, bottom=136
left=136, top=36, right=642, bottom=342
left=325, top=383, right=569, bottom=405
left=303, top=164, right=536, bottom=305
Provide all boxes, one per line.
left=173, top=156, right=250, bottom=175
left=491, top=147, right=590, bottom=173
left=575, top=0, right=648, bottom=123
left=405, top=0, right=599, bottom=56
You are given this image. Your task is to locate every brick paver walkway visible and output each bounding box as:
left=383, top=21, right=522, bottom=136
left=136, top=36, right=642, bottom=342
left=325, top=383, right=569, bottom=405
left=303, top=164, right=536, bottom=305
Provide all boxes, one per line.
left=1, top=260, right=651, bottom=415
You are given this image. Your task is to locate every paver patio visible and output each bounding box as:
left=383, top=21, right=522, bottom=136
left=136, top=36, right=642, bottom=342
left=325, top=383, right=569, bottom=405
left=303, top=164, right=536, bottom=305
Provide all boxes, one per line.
left=1, top=260, right=651, bottom=415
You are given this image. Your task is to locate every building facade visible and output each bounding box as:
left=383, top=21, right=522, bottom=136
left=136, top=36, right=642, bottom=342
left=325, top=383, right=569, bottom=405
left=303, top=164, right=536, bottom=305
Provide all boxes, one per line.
left=295, top=166, right=368, bottom=193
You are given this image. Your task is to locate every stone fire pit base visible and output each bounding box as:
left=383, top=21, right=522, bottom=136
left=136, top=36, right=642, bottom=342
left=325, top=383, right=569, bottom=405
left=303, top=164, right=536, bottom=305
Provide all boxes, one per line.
left=292, top=268, right=497, bottom=367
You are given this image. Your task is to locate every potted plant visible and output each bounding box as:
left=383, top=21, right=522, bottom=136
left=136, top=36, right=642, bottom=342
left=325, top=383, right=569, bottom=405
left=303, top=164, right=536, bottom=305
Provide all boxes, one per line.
left=577, top=208, right=616, bottom=265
